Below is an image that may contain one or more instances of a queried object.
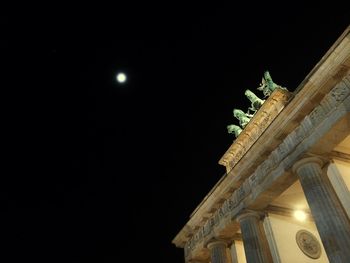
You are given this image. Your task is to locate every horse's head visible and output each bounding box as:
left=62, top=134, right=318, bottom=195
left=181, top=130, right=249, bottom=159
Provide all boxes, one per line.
left=227, top=125, right=232, bottom=134
left=227, top=124, right=242, bottom=137
left=233, top=109, right=245, bottom=118
left=245, top=89, right=254, bottom=100
left=227, top=125, right=235, bottom=134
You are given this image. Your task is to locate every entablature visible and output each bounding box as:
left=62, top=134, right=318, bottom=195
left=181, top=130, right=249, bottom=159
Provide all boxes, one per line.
left=172, top=27, right=350, bottom=258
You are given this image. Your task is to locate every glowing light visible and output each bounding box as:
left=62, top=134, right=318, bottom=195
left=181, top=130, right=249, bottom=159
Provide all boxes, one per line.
left=294, top=210, right=307, bottom=221
left=116, top=72, right=127, bottom=83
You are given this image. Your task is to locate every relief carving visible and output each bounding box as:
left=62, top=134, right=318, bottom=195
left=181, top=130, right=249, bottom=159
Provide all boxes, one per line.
left=203, top=222, right=210, bottom=237
left=237, top=187, right=245, bottom=202
left=249, top=171, right=260, bottom=187
left=198, top=229, right=203, bottom=239
left=209, top=218, right=215, bottom=228
left=227, top=198, right=235, bottom=211
left=259, top=160, right=269, bottom=173
left=294, top=126, right=305, bottom=143
left=194, top=232, right=199, bottom=242
left=309, top=106, right=327, bottom=126
left=213, top=213, right=219, bottom=225
left=218, top=207, right=225, bottom=218
left=330, top=81, right=350, bottom=102
left=232, top=191, right=239, bottom=207
left=184, top=74, right=349, bottom=256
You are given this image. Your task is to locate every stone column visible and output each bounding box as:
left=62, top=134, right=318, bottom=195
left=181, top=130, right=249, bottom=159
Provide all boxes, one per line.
left=327, top=162, right=350, bottom=218
left=236, top=211, right=272, bottom=263
left=293, top=157, right=350, bottom=262
left=229, top=241, right=238, bottom=263
left=207, top=240, right=230, bottom=263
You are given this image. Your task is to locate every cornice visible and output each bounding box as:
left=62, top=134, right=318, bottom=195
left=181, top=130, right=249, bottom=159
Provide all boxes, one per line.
left=172, top=26, right=350, bottom=252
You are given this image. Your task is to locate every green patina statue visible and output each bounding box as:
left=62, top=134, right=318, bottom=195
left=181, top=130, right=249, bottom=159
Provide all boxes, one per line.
left=257, top=71, right=279, bottom=97
left=227, top=124, right=242, bottom=138
left=233, top=109, right=253, bottom=128
left=245, top=89, right=265, bottom=114
left=226, top=71, right=286, bottom=137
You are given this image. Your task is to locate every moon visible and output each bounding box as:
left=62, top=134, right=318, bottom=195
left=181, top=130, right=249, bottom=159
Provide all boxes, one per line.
left=116, top=72, right=127, bottom=83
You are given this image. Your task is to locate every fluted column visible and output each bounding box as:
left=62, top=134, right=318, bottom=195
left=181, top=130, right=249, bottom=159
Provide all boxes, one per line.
left=207, top=240, right=230, bottom=263
left=293, top=157, right=350, bottom=263
left=229, top=241, right=238, bottom=263
left=236, top=211, right=272, bottom=263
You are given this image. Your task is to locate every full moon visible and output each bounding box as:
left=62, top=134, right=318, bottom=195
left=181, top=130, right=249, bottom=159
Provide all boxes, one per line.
left=116, top=72, right=127, bottom=83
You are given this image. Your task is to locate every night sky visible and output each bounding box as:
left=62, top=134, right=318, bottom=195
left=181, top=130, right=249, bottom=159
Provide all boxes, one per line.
left=2, top=4, right=349, bottom=263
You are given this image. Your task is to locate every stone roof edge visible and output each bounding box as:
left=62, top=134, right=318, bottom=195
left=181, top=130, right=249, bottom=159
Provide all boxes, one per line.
left=172, top=25, right=350, bottom=248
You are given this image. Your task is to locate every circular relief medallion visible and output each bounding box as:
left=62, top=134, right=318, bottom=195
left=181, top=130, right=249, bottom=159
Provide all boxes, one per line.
left=296, top=230, right=321, bottom=259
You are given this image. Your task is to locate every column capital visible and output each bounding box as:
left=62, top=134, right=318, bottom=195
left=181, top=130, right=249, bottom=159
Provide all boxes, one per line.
left=206, top=238, right=231, bottom=263
left=235, top=210, right=263, bottom=223
left=236, top=209, right=273, bottom=262
left=206, top=239, right=229, bottom=249
left=292, top=156, right=324, bottom=174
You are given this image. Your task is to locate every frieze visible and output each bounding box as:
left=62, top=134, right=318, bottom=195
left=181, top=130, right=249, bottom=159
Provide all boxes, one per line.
left=276, top=141, right=289, bottom=161
left=213, top=213, right=219, bottom=225
left=209, top=217, right=215, bottom=228
left=203, top=222, right=210, bottom=237
left=218, top=206, right=225, bottom=218
left=221, top=201, right=228, bottom=215
left=242, top=181, right=251, bottom=196
left=259, top=159, right=270, bottom=174
left=249, top=171, right=260, bottom=188
left=284, top=132, right=298, bottom=150
left=226, top=197, right=235, bottom=211
left=295, top=126, right=305, bottom=141
left=289, top=126, right=305, bottom=147
left=320, top=96, right=337, bottom=114
left=198, top=229, right=203, bottom=240
left=330, top=80, right=350, bottom=102
left=308, top=106, right=327, bottom=127
left=265, top=158, right=275, bottom=172
left=230, top=191, right=239, bottom=208
left=236, top=187, right=245, bottom=202
left=184, top=76, right=350, bottom=255
left=270, top=148, right=280, bottom=165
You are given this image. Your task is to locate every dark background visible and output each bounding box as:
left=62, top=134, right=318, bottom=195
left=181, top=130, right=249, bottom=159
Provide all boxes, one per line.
left=2, top=3, right=349, bottom=263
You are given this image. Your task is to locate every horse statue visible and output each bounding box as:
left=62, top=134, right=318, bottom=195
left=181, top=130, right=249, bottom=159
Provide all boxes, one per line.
left=257, top=71, right=279, bottom=97
left=227, top=124, right=242, bottom=138
left=245, top=89, right=265, bottom=114
left=233, top=109, right=253, bottom=128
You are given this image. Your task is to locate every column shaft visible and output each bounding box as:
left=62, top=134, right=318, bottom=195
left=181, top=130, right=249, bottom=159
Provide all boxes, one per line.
left=294, top=157, right=350, bottom=262
left=237, top=212, right=272, bottom=263
left=208, top=241, right=230, bottom=263
left=229, top=241, right=238, bottom=263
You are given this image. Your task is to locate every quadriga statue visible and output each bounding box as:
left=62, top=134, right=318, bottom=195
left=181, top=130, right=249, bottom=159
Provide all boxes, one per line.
left=257, top=71, right=279, bottom=97
left=227, top=124, right=242, bottom=138
left=233, top=109, right=253, bottom=128
left=245, top=89, right=265, bottom=114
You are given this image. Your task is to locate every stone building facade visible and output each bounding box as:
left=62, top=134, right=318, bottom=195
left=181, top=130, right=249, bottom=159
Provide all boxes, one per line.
left=172, top=27, right=350, bottom=263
